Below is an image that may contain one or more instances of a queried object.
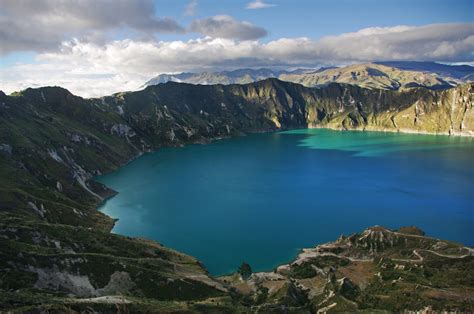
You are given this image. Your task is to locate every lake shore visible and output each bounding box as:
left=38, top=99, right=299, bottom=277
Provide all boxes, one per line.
left=95, top=128, right=474, bottom=275
left=309, top=125, right=474, bottom=138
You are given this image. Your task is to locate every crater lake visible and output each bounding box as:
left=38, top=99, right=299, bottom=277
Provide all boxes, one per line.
left=97, top=129, right=474, bottom=275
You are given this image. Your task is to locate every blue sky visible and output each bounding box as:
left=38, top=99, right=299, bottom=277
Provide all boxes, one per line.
left=154, top=0, right=474, bottom=41
left=0, top=0, right=473, bottom=96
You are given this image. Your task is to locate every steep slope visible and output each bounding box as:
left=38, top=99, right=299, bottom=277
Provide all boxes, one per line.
left=0, top=212, right=237, bottom=312
left=306, top=82, right=474, bottom=135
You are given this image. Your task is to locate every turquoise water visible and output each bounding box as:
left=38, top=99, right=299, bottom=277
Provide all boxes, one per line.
left=97, top=129, right=474, bottom=275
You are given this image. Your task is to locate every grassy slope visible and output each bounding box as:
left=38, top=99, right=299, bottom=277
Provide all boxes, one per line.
left=0, top=212, right=234, bottom=312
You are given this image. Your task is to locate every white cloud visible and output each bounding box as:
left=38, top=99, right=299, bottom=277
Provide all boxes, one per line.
left=0, top=0, right=269, bottom=53
left=246, top=0, right=276, bottom=9
left=184, top=0, right=198, bottom=16
left=0, top=0, right=184, bottom=54
left=1, top=23, right=473, bottom=97
left=189, top=15, right=267, bottom=40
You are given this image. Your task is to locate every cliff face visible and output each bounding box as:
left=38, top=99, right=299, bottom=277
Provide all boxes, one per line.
left=304, top=82, right=474, bottom=135
left=225, top=80, right=473, bottom=136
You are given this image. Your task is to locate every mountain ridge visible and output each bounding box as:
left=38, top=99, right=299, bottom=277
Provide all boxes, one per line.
left=279, top=63, right=457, bottom=90
left=144, top=62, right=473, bottom=91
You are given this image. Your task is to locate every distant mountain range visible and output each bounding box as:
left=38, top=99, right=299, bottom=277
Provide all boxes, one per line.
left=143, top=68, right=319, bottom=86
left=375, top=61, right=474, bottom=80
left=144, top=62, right=473, bottom=91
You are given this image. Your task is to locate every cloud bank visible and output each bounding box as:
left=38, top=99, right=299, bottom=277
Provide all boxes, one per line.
left=0, top=0, right=269, bottom=53
left=1, top=23, right=473, bottom=97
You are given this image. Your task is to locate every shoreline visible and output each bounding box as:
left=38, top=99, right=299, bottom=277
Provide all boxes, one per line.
left=91, top=128, right=280, bottom=231
left=251, top=229, right=473, bottom=280
left=309, top=125, right=474, bottom=138
left=91, top=125, right=474, bottom=276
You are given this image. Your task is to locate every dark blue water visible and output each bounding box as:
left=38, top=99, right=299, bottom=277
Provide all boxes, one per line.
left=97, top=129, right=474, bottom=275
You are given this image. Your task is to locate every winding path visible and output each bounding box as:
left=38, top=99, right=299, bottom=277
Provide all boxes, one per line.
left=392, top=249, right=472, bottom=263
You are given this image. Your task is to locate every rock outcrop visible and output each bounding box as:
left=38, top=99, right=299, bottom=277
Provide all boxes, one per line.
left=219, top=226, right=474, bottom=312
